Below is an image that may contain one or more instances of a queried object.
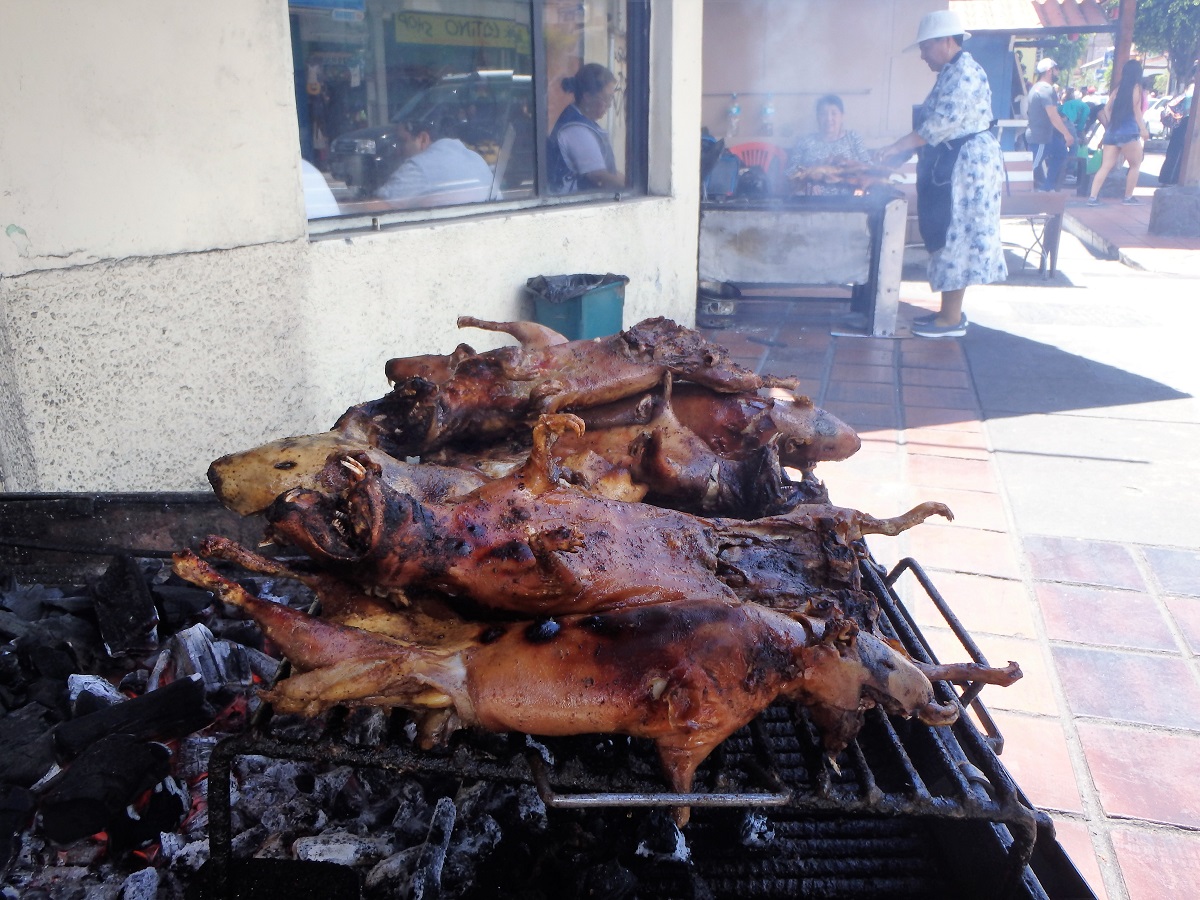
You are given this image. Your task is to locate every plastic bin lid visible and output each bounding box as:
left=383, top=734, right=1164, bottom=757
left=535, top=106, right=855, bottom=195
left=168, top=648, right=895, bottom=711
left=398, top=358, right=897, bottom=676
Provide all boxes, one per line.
left=525, top=273, right=629, bottom=303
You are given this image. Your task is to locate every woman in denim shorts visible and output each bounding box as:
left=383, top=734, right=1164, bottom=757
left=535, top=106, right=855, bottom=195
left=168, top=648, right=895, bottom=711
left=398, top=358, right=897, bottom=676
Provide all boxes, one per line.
left=1087, top=59, right=1150, bottom=205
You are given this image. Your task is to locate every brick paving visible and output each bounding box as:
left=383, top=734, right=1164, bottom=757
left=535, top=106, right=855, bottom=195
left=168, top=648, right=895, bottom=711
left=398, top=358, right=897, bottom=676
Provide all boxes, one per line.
left=698, top=203, right=1200, bottom=898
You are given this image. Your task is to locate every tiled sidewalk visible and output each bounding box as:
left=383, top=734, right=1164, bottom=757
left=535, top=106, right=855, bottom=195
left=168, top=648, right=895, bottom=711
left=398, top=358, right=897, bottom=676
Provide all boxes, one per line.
left=702, top=301, right=1200, bottom=900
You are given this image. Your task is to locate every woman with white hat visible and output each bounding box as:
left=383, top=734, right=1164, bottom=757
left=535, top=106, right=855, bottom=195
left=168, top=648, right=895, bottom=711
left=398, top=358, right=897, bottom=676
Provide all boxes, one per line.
left=875, top=10, right=1006, bottom=338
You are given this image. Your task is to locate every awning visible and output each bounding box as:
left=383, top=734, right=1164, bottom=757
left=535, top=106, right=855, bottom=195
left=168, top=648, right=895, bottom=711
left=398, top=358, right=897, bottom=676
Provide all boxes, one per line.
left=951, top=0, right=1116, bottom=36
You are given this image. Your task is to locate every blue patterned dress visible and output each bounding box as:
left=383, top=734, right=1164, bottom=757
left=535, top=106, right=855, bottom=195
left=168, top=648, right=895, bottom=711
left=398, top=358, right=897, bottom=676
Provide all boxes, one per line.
left=917, top=51, right=1007, bottom=292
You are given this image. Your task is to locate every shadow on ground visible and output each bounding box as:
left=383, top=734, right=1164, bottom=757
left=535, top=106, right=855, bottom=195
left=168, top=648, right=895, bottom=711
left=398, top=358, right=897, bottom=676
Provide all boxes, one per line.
left=961, top=322, right=1191, bottom=421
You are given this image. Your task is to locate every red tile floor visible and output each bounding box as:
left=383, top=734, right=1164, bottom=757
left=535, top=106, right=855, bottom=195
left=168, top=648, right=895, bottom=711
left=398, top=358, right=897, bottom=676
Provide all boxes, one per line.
left=701, top=299, right=1200, bottom=900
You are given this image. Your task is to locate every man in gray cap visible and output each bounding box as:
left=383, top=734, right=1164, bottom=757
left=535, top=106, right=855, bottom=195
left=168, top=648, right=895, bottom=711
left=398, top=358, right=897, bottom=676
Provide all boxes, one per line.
left=1026, top=57, right=1076, bottom=191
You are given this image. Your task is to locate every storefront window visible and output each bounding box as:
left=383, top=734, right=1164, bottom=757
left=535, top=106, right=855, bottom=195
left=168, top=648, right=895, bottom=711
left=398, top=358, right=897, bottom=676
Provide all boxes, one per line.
left=289, top=0, right=646, bottom=220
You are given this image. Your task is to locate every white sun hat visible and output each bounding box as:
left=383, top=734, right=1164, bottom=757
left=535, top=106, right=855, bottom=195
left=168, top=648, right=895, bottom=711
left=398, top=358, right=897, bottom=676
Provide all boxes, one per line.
left=906, top=10, right=971, bottom=51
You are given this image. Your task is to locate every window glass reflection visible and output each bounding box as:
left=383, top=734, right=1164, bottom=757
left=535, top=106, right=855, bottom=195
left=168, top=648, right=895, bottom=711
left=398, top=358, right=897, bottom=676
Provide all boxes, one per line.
left=541, top=1, right=628, bottom=195
left=289, top=0, right=635, bottom=219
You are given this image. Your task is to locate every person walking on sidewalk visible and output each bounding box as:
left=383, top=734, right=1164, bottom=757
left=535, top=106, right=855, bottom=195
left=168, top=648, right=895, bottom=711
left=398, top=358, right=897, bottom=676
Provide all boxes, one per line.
left=874, top=10, right=1006, bottom=339
left=1159, top=63, right=1195, bottom=186
left=1026, top=58, right=1075, bottom=191
left=1087, top=59, right=1150, bottom=206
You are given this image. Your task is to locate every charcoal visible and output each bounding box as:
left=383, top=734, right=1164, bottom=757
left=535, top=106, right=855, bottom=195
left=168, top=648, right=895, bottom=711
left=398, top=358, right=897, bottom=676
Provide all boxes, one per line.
left=112, top=776, right=190, bottom=850
left=0, top=785, right=35, bottom=869
left=92, top=556, right=159, bottom=659
left=341, top=707, right=388, bottom=747
left=365, top=845, right=422, bottom=896
left=267, top=711, right=334, bottom=742
left=441, top=812, right=500, bottom=894
left=0, top=581, right=63, bottom=621
left=0, top=610, right=32, bottom=640
left=175, top=735, right=218, bottom=782
left=151, top=584, right=214, bottom=629
left=578, top=858, right=638, bottom=900
left=292, top=830, right=393, bottom=867
left=52, top=673, right=214, bottom=758
left=26, top=678, right=69, bottom=718
left=408, top=796, right=456, bottom=900
left=174, top=841, right=212, bottom=874
left=117, top=669, right=148, bottom=695
left=193, top=858, right=362, bottom=900
left=37, top=735, right=171, bottom=844
left=205, top=617, right=263, bottom=650
left=260, top=795, right=324, bottom=838
left=633, top=810, right=690, bottom=863
left=738, top=809, right=775, bottom=849
left=231, top=824, right=267, bottom=858
left=149, top=625, right=220, bottom=692
left=68, top=674, right=126, bottom=715
left=0, top=646, right=23, bottom=685
left=390, top=784, right=437, bottom=845
left=0, top=704, right=58, bottom=786
left=15, top=614, right=102, bottom=677
left=119, top=867, right=158, bottom=900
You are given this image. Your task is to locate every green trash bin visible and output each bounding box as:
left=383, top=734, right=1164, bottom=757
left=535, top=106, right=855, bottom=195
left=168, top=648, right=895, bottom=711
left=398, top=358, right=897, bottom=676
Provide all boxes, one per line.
left=526, top=274, right=628, bottom=340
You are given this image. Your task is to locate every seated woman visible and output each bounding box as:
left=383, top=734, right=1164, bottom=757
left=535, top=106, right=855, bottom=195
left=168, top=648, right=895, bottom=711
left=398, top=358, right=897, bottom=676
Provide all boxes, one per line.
left=547, top=63, right=626, bottom=194
left=787, top=94, right=869, bottom=194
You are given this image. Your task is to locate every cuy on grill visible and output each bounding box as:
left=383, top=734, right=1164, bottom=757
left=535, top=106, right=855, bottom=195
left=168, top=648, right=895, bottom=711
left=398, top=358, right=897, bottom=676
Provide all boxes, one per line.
left=0, top=494, right=1096, bottom=900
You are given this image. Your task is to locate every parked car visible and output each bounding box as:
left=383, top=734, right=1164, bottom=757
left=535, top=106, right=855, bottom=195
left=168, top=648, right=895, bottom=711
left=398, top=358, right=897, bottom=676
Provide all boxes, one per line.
left=1144, top=96, right=1174, bottom=137
left=329, top=70, right=534, bottom=200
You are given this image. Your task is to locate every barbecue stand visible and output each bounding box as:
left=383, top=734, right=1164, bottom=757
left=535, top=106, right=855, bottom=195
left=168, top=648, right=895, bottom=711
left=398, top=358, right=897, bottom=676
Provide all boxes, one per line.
left=202, top=552, right=1093, bottom=900
left=698, top=191, right=907, bottom=338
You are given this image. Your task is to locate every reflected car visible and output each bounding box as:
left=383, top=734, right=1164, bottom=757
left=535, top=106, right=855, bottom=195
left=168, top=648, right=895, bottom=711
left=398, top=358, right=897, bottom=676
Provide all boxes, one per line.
left=329, top=70, right=534, bottom=200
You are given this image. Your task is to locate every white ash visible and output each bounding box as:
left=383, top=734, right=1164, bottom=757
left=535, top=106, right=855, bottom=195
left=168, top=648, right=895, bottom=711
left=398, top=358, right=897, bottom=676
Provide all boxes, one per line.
left=739, top=808, right=776, bottom=848
left=635, top=820, right=691, bottom=863
left=173, top=735, right=217, bottom=781
left=67, top=674, right=125, bottom=710
left=292, top=829, right=395, bottom=866
left=365, top=845, right=423, bottom=895
left=119, top=867, right=159, bottom=900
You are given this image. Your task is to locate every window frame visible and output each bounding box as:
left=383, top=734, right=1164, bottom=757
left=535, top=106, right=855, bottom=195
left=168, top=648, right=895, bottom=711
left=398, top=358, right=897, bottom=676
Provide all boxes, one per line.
left=297, top=0, right=652, bottom=232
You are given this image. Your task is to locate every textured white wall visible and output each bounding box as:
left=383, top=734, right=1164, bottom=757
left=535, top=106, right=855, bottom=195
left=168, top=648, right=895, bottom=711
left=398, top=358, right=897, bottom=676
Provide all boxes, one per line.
left=0, top=2, right=702, bottom=492
left=0, top=1, right=304, bottom=276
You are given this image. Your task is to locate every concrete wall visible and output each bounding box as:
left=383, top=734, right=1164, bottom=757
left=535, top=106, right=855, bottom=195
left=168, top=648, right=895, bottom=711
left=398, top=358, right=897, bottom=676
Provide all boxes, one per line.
left=0, top=1, right=702, bottom=492
left=701, top=0, right=943, bottom=147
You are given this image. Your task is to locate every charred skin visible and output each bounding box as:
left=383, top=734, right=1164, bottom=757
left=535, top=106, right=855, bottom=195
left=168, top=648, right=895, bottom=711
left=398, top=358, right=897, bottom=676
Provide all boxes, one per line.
left=208, top=433, right=488, bottom=517
left=384, top=343, right=476, bottom=386
left=668, top=385, right=862, bottom=470
left=264, top=417, right=951, bottom=624
left=171, top=552, right=982, bottom=826
left=345, top=318, right=793, bottom=457
left=266, top=445, right=734, bottom=616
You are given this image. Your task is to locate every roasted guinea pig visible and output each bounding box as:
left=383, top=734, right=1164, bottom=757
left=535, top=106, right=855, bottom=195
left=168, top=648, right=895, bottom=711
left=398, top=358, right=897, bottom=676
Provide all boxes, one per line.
left=339, top=316, right=800, bottom=458
left=210, top=380, right=858, bottom=520
left=207, top=432, right=488, bottom=517
left=173, top=552, right=1018, bottom=825
left=261, top=414, right=950, bottom=622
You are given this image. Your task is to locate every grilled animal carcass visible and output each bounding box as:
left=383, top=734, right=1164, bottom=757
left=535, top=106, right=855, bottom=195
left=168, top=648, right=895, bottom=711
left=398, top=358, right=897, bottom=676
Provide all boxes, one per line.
left=208, top=432, right=489, bottom=517
left=263, top=414, right=949, bottom=623
left=211, top=381, right=857, bottom=519
left=340, top=317, right=799, bottom=459
left=173, top=552, right=1019, bottom=824
left=788, top=161, right=898, bottom=194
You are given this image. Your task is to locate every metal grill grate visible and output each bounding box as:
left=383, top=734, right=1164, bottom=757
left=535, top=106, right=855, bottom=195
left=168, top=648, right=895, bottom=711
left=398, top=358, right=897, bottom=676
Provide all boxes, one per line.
left=202, top=551, right=1084, bottom=900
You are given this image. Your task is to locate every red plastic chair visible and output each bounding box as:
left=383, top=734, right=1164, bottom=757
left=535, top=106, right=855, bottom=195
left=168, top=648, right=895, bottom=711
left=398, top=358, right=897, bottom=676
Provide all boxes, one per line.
left=728, top=141, right=788, bottom=172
